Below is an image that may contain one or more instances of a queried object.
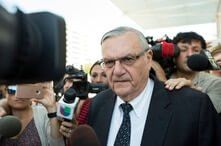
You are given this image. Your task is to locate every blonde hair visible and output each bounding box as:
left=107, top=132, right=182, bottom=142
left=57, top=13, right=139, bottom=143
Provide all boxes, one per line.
left=207, top=40, right=221, bottom=56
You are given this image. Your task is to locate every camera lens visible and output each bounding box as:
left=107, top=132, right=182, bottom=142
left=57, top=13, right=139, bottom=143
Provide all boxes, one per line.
left=36, top=90, right=41, bottom=95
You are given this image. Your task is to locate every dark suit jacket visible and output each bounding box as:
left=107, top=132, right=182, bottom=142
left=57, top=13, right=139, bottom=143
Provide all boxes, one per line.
left=88, top=75, right=221, bottom=146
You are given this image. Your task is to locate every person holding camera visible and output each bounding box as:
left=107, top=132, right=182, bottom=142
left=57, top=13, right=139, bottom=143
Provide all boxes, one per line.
left=0, top=83, right=65, bottom=146
left=158, top=32, right=221, bottom=114
left=75, top=60, right=109, bottom=125
left=59, top=63, right=109, bottom=139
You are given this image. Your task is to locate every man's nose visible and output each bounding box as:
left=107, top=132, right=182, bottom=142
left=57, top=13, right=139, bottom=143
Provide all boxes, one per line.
left=96, top=75, right=102, bottom=83
left=186, top=48, right=194, bottom=56
left=113, top=61, right=125, bottom=75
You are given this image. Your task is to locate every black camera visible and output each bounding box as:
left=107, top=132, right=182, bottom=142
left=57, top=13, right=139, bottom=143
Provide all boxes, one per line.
left=65, top=67, right=108, bottom=99
left=0, top=5, right=66, bottom=84
left=146, top=36, right=180, bottom=78
left=54, top=65, right=108, bottom=100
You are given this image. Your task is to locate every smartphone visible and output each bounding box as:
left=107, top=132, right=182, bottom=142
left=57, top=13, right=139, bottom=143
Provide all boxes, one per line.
left=16, top=84, right=45, bottom=99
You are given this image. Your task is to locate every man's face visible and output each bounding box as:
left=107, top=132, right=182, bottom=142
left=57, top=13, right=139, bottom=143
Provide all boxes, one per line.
left=101, top=32, right=152, bottom=101
left=175, top=40, right=202, bottom=73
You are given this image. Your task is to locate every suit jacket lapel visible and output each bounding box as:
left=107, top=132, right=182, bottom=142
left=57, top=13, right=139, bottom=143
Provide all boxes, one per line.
left=141, top=78, right=172, bottom=146
left=93, top=91, right=116, bottom=146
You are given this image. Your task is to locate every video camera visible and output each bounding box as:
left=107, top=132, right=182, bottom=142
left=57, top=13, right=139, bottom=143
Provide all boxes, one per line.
left=146, top=35, right=180, bottom=78
left=54, top=65, right=108, bottom=100
left=0, top=4, right=66, bottom=84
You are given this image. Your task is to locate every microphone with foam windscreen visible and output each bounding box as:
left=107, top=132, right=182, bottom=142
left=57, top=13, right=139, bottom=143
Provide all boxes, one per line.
left=0, top=115, right=22, bottom=138
left=187, top=50, right=221, bottom=71
left=69, top=124, right=101, bottom=146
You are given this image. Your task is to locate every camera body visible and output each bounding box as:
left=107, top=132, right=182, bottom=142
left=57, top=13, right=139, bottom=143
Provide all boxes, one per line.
left=64, top=68, right=108, bottom=99
left=0, top=5, right=66, bottom=84
left=146, top=36, right=180, bottom=78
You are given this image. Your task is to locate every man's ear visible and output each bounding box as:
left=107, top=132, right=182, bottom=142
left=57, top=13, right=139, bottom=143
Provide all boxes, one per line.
left=146, top=49, right=153, bottom=60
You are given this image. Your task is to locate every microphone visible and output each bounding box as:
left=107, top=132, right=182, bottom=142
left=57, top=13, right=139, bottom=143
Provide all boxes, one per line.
left=187, top=50, right=221, bottom=71
left=69, top=125, right=101, bottom=146
left=0, top=115, right=22, bottom=138
left=57, top=88, right=79, bottom=120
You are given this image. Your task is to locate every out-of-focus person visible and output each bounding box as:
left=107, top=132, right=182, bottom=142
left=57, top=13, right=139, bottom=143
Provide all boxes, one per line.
left=0, top=83, right=65, bottom=146
left=157, top=32, right=221, bottom=114
left=89, top=60, right=108, bottom=86
left=59, top=62, right=109, bottom=139
left=208, top=40, right=221, bottom=77
left=58, top=65, right=81, bottom=138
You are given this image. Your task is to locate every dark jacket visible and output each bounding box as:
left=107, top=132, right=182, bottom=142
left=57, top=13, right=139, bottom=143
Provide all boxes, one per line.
left=88, top=75, right=221, bottom=146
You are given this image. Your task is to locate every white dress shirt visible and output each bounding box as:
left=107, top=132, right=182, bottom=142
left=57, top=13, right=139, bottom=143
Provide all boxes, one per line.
left=107, top=78, right=154, bottom=146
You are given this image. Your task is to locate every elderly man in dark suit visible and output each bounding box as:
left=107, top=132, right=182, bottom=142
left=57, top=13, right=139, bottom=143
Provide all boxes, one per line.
left=88, top=26, right=221, bottom=146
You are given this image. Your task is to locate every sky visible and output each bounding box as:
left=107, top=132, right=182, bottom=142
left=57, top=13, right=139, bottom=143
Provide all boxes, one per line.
left=1, top=0, right=218, bottom=67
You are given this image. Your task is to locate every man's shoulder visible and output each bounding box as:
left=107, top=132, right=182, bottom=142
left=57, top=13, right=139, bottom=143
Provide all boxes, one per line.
left=154, top=78, right=209, bottom=106
left=91, top=89, right=115, bottom=106
left=88, top=89, right=115, bottom=125
left=154, top=76, right=207, bottom=99
left=197, top=72, right=221, bottom=82
left=174, top=86, right=206, bottom=97
left=167, top=86, right=211, bottom=110
left=193, top=72, right=221, bottom=93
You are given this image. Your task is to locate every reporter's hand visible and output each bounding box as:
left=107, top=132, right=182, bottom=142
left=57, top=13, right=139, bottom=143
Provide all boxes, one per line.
left=59, top=120, right=77, bottom=138
left=0, top=98, right=10, bottom=116
left=165, top=78, right=203, bottom=91
left=32, top=83, right=56, bottom=113
left=0, top=106, right=7, bottom=116
left=165, top=78, right=192, bottom=90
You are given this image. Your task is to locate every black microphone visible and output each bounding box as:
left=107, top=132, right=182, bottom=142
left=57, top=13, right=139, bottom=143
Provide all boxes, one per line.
left=0, top=115, right=22, bottom=138
left=187, top=50, right=221, bottom=71
left=69, top=124, right=101, bottom=146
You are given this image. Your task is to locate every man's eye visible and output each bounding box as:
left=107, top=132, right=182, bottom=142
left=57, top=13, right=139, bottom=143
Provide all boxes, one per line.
left=194, top=50, right=200, bottom=53
left=102, top=73, right=107, bottom=77
left=122, top=56, right=135, bottom=63
left=179, top=47, right=187, bottom=52
left=91, top=74, right=98, bottom=78
left=105, top=60, right=115, bottom=65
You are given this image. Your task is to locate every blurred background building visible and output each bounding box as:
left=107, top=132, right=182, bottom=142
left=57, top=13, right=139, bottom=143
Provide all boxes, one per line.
left=2, top=0, right=220, bottom=70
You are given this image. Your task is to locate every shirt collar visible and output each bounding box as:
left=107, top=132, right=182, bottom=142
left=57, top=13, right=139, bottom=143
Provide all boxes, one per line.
left=116, top=78, right=154, bottom=118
